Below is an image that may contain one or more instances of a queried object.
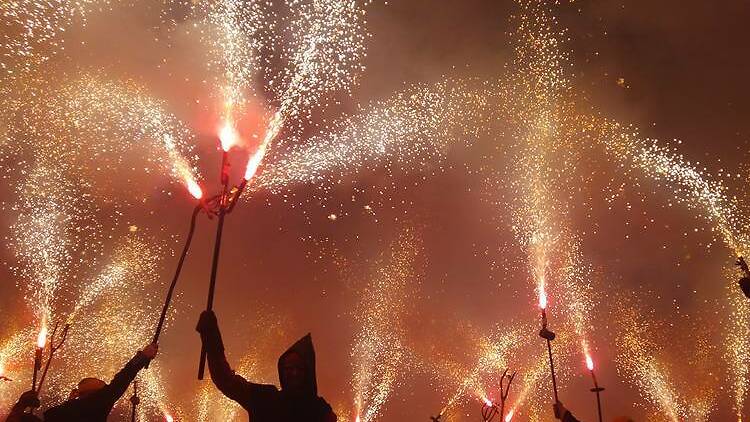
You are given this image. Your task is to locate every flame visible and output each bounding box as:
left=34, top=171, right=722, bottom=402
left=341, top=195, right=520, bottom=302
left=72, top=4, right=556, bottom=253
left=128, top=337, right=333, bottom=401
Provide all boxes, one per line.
left=539, top=289, right=547, bottom=310
left=482, top=397, right=493, bottom=407
left=186, top=178, right=203, bottom=200
left=0, top=362, right=5, bottom=377
left=586, top=354, right=594, bottom=371
left=219, top=122, right=239, bottom=152
left=164, top=413, right=174, bottom=422
left=355, top=415, right=361, bottom=422
left=36, top=324, right=48, bottom=349
left=505, top=409, right=515, bottom=422
left=243, top=140, right=269, bottom=181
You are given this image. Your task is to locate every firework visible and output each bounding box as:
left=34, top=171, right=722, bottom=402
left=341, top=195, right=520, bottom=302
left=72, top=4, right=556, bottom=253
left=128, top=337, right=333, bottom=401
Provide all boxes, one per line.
left=352, top=229, right=421, bottom=422
left=615, top=303, right=716, bottom=421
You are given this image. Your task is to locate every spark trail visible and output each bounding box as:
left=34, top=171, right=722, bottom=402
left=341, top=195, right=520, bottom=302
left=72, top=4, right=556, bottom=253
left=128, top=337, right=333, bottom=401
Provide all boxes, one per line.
left=254, top=79, right=495, bottom=193
left=242, top=0, right=371, bottom=183
left=352, top=229, right=420, bottom=422
left=615, top=304, right=716, bottom=421
left=438, top=327, right=524, bottom=417
left=10, top=157, right=99, bottom=330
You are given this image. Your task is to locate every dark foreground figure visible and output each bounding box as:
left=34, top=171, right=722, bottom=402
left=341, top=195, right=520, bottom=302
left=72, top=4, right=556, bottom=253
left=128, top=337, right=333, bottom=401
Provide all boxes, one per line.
left=5, top=344, right=156, bottom=422
left=197, top=310, right=337, bottom=422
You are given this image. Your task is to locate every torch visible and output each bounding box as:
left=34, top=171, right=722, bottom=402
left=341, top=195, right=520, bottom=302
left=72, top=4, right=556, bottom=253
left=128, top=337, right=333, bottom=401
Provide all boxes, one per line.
left=736, top=256, right=750, bottom=299
left=197, top=123, right=250, bottom=380
left=36, top=322, right=70, bottom=395
left=31, top=324, right=47, bottom=391
left=585, top=354, right=604, bottom=422
left=538, top=290, right=560, bottom=406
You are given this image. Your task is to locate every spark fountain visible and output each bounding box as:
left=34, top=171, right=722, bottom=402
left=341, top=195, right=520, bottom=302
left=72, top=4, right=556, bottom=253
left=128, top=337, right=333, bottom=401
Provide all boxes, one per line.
left=352, top=229, right=420, bottom=422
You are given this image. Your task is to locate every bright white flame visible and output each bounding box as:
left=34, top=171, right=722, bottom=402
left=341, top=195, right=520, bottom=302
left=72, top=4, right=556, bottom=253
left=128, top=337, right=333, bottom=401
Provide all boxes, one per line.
left=355, top=415, right=361, bottom=422
left=586, top=354, right=594, bottom=371
left=505, top=409, right=515, bottom=422
left=219, top=122, right=239, bottom=152
left=186, top=178, right=203, bottom=200
left=36, top=325, right=48, bottom=349
left=243, top=142, right=269, bottom=181
left=483, top=397, right=493, bottom=407
left=539, top=289, right=547, bottom=310
left=164, top=413, right=174, bottom=422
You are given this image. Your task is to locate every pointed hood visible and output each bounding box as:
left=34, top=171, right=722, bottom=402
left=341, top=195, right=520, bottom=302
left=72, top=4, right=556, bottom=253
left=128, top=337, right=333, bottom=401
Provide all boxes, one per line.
left=278, top=333, right=318, bottom=396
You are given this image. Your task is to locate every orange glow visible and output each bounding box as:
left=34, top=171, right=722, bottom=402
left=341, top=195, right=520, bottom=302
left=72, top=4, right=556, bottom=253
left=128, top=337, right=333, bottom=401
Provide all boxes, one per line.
left=219, top=122, right=239, bottom=152
left=505, top=409, right=515, bottom=422
left=36, top=325, right=48, bottom=349
left=539, top=289, right=547, bottom=310
left=243, top=142, right=269, bottom=181
left=186, top=178, right=203, bottom=200
left=586, top=354, right=594, bottom=371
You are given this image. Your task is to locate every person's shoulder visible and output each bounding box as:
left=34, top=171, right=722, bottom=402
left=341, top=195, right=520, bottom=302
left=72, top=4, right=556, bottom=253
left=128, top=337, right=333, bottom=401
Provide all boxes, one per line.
left=315, top=396, right=335, bottom=411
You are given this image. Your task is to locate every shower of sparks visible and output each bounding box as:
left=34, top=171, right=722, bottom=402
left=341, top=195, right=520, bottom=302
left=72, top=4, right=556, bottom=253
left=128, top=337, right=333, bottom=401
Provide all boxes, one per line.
left=199, top=0, right=270, bottom=149
left=0, top=1, right=107, bottom=99
left=505, top=352, right=549, bottom=421
left=52, top=75, right=203, bottom=196
left=725, top=276, right=750, bottom=421
left=9, top=157, right=100, bottom=328
left=615, top=303, right=717, bottom=422
left=242, top=0, right=371, bottom=183
left=351, top=229, right=420, bottom=422
left=47, top=235, right=163, bottom=406
left=67, top=234, right=159, bottom=324
left=438, top=326, right=525, bottom=416
left=254, top=79, right=494, bottom=193
left=594, top=120, right=750, bottom=258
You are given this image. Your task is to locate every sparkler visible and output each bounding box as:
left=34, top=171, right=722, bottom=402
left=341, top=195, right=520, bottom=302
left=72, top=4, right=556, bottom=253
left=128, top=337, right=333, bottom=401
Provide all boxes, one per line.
left=480, top=369, right=516, bottom=422
left=31, top=323, right=47, bottom=391
left=197, top=128, right=248, bottom=380
left=36, top=322, right=70, bottom=396
left=585, top=354, right=604, bottom=422
left=538, top=290, right=559, bottom=407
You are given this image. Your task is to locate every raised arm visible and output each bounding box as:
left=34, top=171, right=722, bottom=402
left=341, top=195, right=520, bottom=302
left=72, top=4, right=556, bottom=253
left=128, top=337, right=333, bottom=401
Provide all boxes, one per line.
left=93, top=343, right=156, bottom=409
left=196, top=311, right=273, bottom=406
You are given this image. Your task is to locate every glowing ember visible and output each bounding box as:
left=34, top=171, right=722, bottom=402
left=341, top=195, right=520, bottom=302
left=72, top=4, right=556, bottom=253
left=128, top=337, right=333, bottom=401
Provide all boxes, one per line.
left=186, top=178, right=203, bottom=200
left=219, top=122, right=239, bottom=152
left=586, top=354, right=594, bottom=371
left=36, top=324, right=48, bottom=349
left=539, top=289, right=547, bottom=310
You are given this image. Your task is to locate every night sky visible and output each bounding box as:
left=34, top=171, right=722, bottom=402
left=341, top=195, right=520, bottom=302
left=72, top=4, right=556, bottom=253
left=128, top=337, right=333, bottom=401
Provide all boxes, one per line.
left=1, top=1, right=750, bottom=421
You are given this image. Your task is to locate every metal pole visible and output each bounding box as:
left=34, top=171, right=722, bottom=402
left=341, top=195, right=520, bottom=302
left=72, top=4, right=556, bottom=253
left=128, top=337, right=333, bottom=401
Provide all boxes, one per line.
left=197, top=208, right=226, bottom=380
left=545, top=338, right=559, bottom=403
left=153, top=205, right=201, bottom=343
left=198, top=150, right=230, bottom=380
left=590, top=370, right=604, bottom=422
left=130, top=380, right=139, bottom=422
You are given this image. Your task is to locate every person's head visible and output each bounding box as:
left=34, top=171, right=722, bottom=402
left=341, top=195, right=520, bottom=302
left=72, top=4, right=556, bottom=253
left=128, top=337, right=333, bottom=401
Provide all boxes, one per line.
left=76, top=378, right=106, bottom=398
left=278, top=334, right=318, bottom=396
left=279, top=351, right=307, bottom=393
